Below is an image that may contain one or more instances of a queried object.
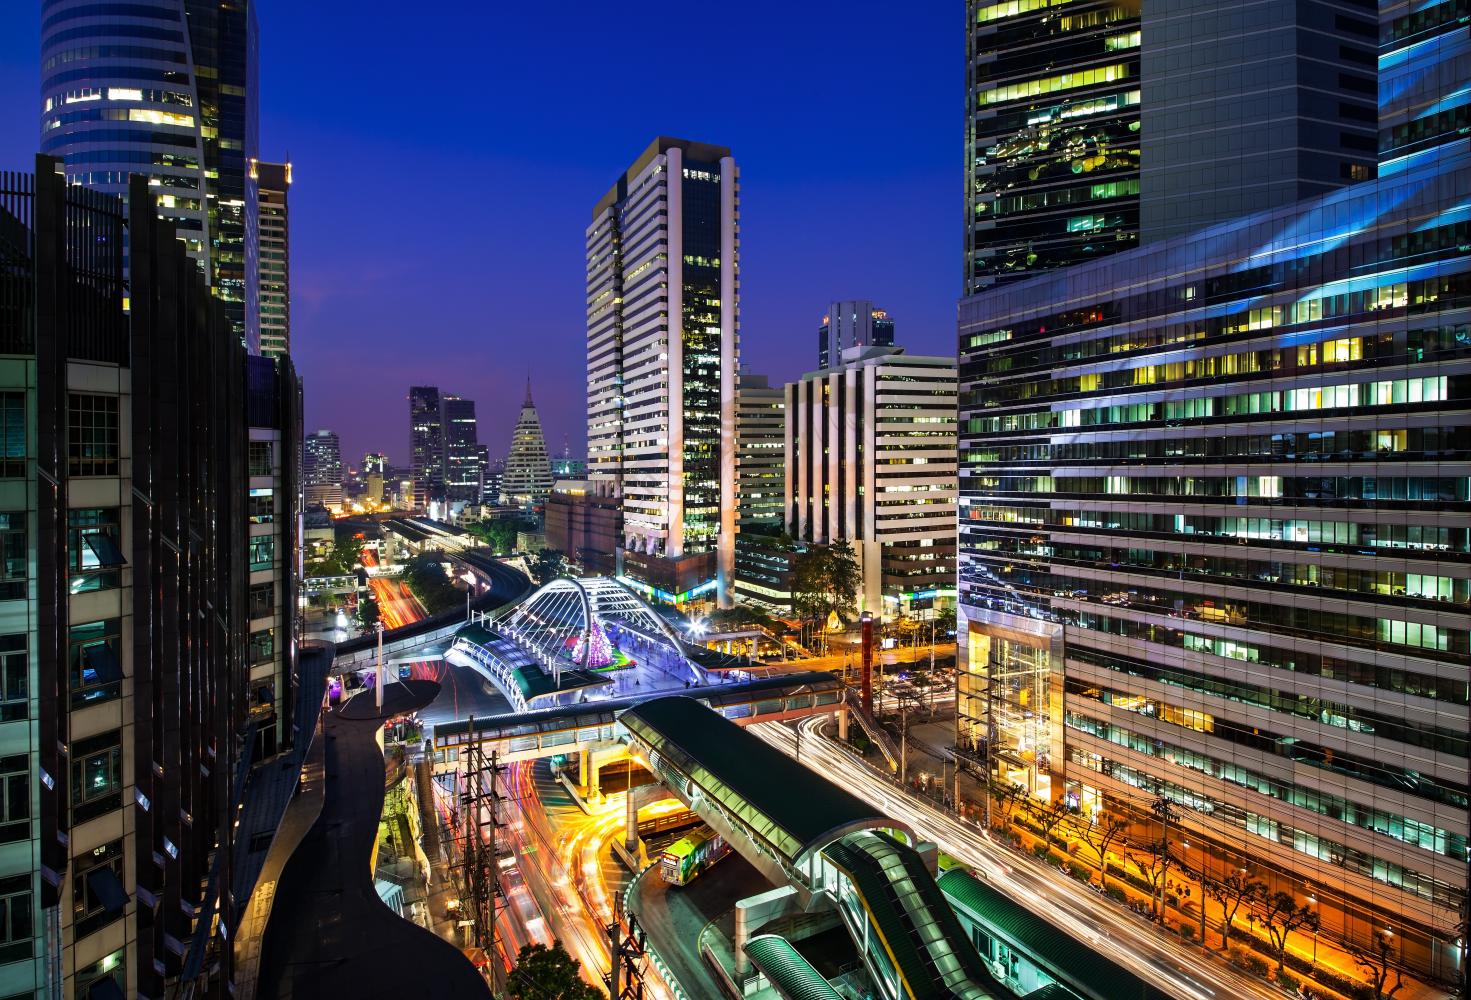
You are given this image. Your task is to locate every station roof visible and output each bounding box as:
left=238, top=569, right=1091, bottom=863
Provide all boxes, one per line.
left=937, top=870, right=1121, bottom=1000
left=743, top=935, right=843, bottom=1000
left=451, top=622, right=608, bottom=703
left=619, top=695, right=906, bottom=869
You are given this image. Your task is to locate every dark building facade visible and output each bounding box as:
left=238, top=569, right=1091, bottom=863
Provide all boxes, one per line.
left=0, top=159, right=290, bottom=998
left=544, top=480, right=621, bottom=576
left=408, top=385, right=443, bottom=509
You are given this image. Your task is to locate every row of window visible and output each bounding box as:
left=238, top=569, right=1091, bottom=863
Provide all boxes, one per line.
left=1068, top=747, right=1465, bottom=911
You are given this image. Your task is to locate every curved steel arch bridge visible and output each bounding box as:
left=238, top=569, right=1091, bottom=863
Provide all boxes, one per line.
left=496, top=576, right=703, bottom=686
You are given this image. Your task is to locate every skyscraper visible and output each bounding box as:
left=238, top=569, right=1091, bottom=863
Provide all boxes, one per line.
left=408, top=385, right=443, bottom=509
left=440, top=394, right=481, bottom=504
left=787, top=347, right=958, bottom=618
left=586, top=137, right=738, bottom=606
left=956, top=0, right=1470, bottom=979
left=40, top=0, right=261, bottom=341
left=303, top=429, right=343, bottom=509
left=502, top=381, right=553, bottom=508
left=817, top=300, right=894, bottom=370
left=250, top=159, right=291, bottom=358
left=963, top=0, right=1380, bottom=292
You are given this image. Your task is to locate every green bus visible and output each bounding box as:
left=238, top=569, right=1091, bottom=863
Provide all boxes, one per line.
left=659, top=829, right=731, bottom=886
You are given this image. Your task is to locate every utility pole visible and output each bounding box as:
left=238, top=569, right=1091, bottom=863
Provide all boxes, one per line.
left=460, top=716, right=504, bottom=993
left=1152, top=792, right=1179, bottom=924
left=606, top=912, right=648, bottom=999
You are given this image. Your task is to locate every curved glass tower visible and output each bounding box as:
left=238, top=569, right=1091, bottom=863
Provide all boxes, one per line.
left=39, top=0, right=258, bottom=342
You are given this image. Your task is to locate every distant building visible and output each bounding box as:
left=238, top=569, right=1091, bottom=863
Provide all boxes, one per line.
left=480, top=454, right=504, bottom=505
left=362, top=451, right=388, bottom=476
left=303, top=429, right=343, bottom=509
left=251, top=160, right=291, bottom=358
left=409, top=385, right=444, bottom=508
left=502, top=381, right=553, bottom=508
left=440, top=394, right=481, bottom=504
left=817, top=300, right=894, bottom=370
left=545, top=480, right=622, bottom=576
left=586, top=137, right=738, bottom=605
left=551, top=456, right=587, bottom=480
left=787, top=346, right=957, bottom=618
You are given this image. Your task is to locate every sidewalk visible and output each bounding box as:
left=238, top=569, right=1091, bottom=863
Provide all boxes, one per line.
left=887, top=722, right=1450, bottom=1000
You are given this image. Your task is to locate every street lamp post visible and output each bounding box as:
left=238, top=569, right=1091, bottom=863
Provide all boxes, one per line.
left=374, top=620, right=386, bottom=711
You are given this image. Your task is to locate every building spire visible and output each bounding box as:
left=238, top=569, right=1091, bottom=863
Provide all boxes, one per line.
left=524, top=372, right=533, bottom=407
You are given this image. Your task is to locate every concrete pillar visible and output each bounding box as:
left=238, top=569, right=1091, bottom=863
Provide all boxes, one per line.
left=837, top=706, right=849, bottom=741
left=578, top=749, right=590, bottom=790
left=734, top=902, right=752, bottom=976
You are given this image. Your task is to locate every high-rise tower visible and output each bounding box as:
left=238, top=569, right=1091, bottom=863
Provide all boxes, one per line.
left=963, top=0, right=1380, bottom=292
left=440, top=395, right=481, bottom=504
left=817, top=300, right=894, bottom=370
left=250, top=159, right=291, bottom=358
left=502, top=380, right=552, bottom=508
left=956, top=0, right=1470, bottom=980
left=40, top=0, right=261, bottom=341
left=408, top=385, right=443, bottom=509
left=586, top=137, right=738, bottom=606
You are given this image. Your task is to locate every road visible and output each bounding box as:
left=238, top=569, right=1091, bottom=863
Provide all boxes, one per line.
left=372, top=577, right=427, bottom=629
left=752, top=716, right=1284, bottom=1000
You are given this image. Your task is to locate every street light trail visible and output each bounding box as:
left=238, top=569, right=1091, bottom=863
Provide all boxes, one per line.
left=751, top=717, right=1287, bottom=1000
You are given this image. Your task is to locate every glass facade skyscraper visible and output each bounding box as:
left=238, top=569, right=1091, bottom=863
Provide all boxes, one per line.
left=408, top=385, right=443, bottom=508
left=956, top=0, right=1470, bottom=981
left=251, top=159, right=291, bottom=358
left=964, top=0, right=1383, bottom=292
left=39, top=0, right=259, bottom=341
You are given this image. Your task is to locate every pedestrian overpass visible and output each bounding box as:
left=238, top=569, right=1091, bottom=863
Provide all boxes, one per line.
left=617, top=696, right=1016, bottom=1000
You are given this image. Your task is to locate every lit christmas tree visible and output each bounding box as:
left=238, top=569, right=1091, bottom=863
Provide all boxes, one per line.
left=576, top=620, right=614, bottom=669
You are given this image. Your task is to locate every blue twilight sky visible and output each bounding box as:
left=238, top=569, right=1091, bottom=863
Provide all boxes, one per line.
left=0, top=2, right=958, bottom=467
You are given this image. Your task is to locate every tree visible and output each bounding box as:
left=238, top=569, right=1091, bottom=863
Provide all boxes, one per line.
left=1128, top=839, right=1176, bottom=922
left=506, top=940, right=604, bottom=1000
left=1028, top=797, right=1074, bottom=849
left=532, top=548, right=567, bottom=586
left=791, top=540, right=860, bottom=653
left=1351, top=932, right=1406, bottom=1000
left=1079, top=811, right=1129, bottom=885
left=1201, top=870, right=1266, bottom=952
left=991, top=780, right=1028, bottom=829
left=1258, top=891, right=1319, bottom=973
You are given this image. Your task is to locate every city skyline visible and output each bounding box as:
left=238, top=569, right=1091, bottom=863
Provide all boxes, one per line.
left=0, top=2, right=957, bottom=465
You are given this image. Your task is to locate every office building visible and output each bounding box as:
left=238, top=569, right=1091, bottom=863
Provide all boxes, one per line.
left=817, top=300, right=894, bottom=370
left=481, top=455, right=504, bottom=506
left=963, top=0, right=1379, bottom=291
left=408, top=385, right=443, bottom=508
left=551, top=456, right=587, bottom=480
left=956, top=0, right=1470, bottom=978
left=303, top=429, right=343, bottom=510
left=502, top=381, right=553, bottom=508
left=786, top=346, right=957, bottom=618
left=40, top=0, right=260, bottom=342
left=0, top=161, right=298, bottom=998
left=245, top=355, right=303, bottom=761
left=733, top=373, right=789, bottom=609
left=586, top=137, right=738, bottom=605
left=440, top=394, right=481, bottom=504
left=250, top=159, right=291, bottom=359
left=545, top=480, right=622, bottom=576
